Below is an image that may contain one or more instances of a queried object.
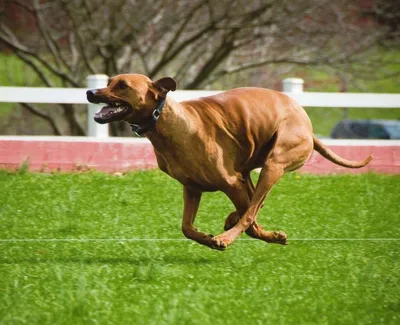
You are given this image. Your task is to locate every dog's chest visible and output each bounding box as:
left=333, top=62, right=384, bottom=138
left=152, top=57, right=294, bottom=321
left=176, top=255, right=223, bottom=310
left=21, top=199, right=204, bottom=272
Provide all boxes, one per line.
left=153, top=149, right=219, bottom=191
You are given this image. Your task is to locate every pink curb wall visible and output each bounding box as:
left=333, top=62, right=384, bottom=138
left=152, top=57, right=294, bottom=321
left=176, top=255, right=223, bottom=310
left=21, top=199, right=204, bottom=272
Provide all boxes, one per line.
left=0, top=137, right=398, bottom=174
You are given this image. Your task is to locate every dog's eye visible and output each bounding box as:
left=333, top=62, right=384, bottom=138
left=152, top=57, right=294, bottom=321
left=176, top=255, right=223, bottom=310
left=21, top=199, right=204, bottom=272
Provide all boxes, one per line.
left=117, top=80, right=129, bottom=89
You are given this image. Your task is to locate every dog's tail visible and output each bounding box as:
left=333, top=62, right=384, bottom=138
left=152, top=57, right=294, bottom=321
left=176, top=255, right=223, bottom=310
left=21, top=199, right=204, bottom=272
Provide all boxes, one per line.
left=313, top=135, right=372, bottom=168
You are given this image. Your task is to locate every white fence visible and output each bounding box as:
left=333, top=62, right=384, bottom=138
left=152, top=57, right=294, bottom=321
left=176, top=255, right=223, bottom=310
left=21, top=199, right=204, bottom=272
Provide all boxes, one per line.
left=0, top=75, right=399, bottom=137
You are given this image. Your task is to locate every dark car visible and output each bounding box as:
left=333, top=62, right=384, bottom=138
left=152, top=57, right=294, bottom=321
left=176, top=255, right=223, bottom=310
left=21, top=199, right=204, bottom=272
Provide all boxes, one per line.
left=331, top=119, right=400, bottom=139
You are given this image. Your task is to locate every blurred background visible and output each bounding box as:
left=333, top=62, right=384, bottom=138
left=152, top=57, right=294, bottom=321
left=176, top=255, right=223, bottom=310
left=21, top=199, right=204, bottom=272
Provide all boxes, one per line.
left=0, top=0, right=399, bottom=137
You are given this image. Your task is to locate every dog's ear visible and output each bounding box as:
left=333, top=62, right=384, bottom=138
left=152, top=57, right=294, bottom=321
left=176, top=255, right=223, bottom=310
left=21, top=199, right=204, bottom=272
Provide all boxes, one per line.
left=155, top=77, right=177, bottom=92
left=150, top=77, right=177, bottom=100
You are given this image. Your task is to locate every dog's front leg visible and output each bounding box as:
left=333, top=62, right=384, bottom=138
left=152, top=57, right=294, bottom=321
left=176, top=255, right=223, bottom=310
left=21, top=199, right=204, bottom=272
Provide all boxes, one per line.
left=181, top=186, right=216, bottom=249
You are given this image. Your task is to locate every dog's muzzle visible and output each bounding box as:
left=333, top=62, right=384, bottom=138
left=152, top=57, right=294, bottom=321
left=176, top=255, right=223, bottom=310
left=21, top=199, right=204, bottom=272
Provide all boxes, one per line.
left=87, top=89, right=132, bottom=124
left=86, top=89, right=101, bottom=104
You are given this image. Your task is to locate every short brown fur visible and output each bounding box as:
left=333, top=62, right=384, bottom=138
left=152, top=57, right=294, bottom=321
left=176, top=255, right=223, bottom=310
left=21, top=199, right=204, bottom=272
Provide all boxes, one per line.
left=87, top=74, right=372, bottom=250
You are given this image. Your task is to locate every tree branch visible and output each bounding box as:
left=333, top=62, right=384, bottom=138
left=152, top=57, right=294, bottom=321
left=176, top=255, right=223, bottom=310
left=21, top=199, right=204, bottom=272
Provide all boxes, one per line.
left=149, top=22, right=217, bottom=78
left=20, top=103, right=62, bottom=135
left=206, top=58, right=315, bottom=86
left=0, top=25, right=80, bottom=86
left=32, top=0, right=70, bottom=72
left=61, top=104, right=85, bottom=136
left=159, top=1, right=208, bottom=65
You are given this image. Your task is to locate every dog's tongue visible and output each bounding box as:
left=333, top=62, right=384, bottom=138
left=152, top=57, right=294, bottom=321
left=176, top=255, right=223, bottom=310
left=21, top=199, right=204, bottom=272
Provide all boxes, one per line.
left=96, top=106, right=116, bottom=116
left=101, top=105, right=115, bottom=113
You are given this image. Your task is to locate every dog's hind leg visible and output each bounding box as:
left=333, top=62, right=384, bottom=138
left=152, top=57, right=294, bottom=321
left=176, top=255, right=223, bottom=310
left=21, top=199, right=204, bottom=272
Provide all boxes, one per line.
left=240, top=131, right=313, bottom=245
left=223, top=171, right=263, bottom=231
left=181, top=186, right=215, bottom=247
left=224, top=211, right=241, bottom=232
left=243, top=175, right=287, bottom=244
left=246, top=222, right=287, bottom=244
left=223, top=173, right=253, bottom=231
left=223, top=173, right=263, bottom=231
left=212, top=163, right=285, bottom=250
left=224, top=175, right=286, bottom=243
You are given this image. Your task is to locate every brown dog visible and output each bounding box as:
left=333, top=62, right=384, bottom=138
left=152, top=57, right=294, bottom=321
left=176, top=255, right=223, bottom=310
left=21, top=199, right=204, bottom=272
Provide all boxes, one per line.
left=87, top=74, right=372, bottom=250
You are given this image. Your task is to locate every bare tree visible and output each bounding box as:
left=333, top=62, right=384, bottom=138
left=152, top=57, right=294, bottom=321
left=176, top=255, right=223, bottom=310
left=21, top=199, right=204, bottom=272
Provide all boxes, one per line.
left=0, top=0, right=389, bottom=135
left=365, top=0, right=400, bottom=48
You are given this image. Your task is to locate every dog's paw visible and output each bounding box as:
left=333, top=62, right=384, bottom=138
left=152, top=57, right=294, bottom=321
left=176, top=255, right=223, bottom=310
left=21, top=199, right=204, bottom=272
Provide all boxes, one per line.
left=274, top=231, right=288, bottom=245
left=210, top=236, right=228, bottom=251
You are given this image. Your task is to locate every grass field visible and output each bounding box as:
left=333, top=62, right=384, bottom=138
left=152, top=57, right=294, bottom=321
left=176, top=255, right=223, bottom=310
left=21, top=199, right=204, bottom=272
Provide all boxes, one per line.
left=0, top=170, right=399, bottom=325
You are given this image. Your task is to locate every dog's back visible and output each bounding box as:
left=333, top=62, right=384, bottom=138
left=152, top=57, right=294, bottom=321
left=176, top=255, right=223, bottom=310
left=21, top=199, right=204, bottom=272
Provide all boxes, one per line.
left=178, top=87, right=312, bottom=173
left=182, top=87, right=311, bottom=146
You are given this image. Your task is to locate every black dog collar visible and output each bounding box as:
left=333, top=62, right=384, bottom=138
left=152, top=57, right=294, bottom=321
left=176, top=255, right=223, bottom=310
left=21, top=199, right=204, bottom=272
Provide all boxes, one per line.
left=130, top=97, right=166, bottom=136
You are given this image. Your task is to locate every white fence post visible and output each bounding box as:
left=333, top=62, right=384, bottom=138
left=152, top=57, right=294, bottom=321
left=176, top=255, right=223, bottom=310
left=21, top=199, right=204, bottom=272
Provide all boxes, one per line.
left=87, top=74, right=109, bottom=138
left=282, top=78, right=304, bottom=94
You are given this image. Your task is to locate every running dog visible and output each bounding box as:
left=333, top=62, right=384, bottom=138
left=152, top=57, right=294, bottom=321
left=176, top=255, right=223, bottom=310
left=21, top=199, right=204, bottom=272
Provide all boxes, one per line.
left=87, top=74, right=372, bottom=250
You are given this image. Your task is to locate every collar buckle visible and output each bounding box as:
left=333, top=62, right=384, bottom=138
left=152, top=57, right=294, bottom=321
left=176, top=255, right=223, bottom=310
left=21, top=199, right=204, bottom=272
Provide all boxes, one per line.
left=152, top=109, right=161, bottom=120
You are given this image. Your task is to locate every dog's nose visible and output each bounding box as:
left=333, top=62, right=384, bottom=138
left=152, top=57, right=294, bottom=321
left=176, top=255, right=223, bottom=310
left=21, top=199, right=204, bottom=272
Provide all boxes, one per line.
left=86, top=89, right=100, bottom=103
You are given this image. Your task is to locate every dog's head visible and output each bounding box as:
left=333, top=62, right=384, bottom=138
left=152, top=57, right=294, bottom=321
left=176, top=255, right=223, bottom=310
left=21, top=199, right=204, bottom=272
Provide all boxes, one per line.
left=86, top=74, right=177, bottom=125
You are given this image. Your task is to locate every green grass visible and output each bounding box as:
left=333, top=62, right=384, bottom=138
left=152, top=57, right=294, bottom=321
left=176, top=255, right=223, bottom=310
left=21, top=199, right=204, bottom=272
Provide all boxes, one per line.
left=0, top=170, right=399, bottom=324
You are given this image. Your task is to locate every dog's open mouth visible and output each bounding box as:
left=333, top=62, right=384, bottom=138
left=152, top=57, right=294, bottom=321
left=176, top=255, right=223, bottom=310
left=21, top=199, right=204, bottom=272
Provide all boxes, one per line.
left=94, top=101, right=131, bottom=124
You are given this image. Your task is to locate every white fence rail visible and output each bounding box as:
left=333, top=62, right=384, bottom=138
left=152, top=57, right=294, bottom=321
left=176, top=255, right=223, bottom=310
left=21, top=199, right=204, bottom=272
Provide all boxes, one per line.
left=1, top=76, right=399, bottom=137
